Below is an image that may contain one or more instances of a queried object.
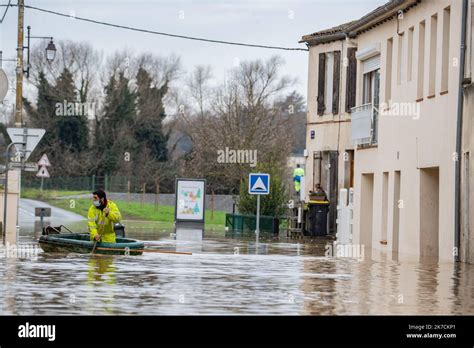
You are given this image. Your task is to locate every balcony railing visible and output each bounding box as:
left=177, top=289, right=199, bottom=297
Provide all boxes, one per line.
left=351, top=103, right=378, bottom=146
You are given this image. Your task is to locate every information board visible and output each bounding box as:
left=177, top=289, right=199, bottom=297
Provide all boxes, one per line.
left=175, top=179, right=206, bottom=223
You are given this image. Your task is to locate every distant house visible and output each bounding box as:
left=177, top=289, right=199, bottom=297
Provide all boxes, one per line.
left=299, top=19, right=357, bottom=235
left=301, top=0, right=473, bottom=262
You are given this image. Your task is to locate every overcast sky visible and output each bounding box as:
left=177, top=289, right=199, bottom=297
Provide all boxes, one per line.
left=0, top=0, right=386, bottom=102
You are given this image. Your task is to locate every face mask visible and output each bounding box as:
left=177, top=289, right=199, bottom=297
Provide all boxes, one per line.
left=93, top=200, right=101, bottom=207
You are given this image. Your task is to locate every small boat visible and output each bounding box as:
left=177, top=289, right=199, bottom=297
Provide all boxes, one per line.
left=38, top=226, right=144, bottom=255
left=39, top=233, right=144, bottom=255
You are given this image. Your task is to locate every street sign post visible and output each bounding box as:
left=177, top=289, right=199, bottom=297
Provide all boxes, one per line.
left=2, top=141, right=25, bottom=245
left=248, top=173, right=270, bottom=242
left=37, top=154, right=51, bottom=167
left=6, top=128, right=45, bottom=161
left=9, top=162, right=38, bottom=172
left=36, top=154, right=51, bottom=192
left=3, top=128, right=45, bottom=245
left=36, top=166, right=50, bottom=178
left=35, top=207, right=51, bottom=231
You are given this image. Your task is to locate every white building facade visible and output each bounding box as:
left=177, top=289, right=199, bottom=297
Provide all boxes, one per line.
left=301, top=0, right=472, bottom=262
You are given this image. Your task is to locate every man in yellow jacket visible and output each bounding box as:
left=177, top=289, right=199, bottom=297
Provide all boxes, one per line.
left=293, top=164, right=305, bottom=194
left=88, top=189, right=121, bottom=243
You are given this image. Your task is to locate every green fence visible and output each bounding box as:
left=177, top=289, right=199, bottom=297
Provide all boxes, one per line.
left=21, top=175, right=146, bottom=193
left=225, top=213, right=279, bottom=234
left=21, top=175, right=237, bottom=195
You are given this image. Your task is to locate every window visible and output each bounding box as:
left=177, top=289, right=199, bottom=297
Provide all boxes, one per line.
left=353, top=46, right=381, bottom=145
left=317, top=53, right=326, bottom=115
left=397, top=32, right=404, bottom=85
left=362, top=70, right=380, bottom=107
left=417, top=21, right=425, bottom=100
left=385, top=38, right=393, bottom=102
left=362, top=68, right=380, bottom=143
left=325, top=52, right=334, bottom=113
left=345, top=47, right=357, bottom=112
left=429, top=14, right=438, bottom=97
left=441, top=7, right=450, bottom=93
left=363, top=71, right=374, bottom=104
left=407, top=27, right=414, bottom=81
left=332, top=51, right=341, bottom=114
left=317, top=51, right=341, bottom=115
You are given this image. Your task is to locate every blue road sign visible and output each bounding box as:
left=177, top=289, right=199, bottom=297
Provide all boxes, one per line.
left=249, top=173, right=270, bottom=195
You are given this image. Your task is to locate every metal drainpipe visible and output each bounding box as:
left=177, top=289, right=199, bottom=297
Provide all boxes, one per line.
left=455, top=0, right=469, bottom=262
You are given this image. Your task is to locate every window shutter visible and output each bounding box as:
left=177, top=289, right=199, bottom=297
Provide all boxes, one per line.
left=345, top=47, right=357, bottom=113
left=332, top=50, right=341, bottom=114
left=362, top=55, right=381, bottom=74
left=317, top=53, right=326, bottom=116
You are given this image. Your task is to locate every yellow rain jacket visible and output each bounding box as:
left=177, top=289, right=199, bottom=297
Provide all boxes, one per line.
left=88, top=200, right=121, bottom=243
left=293, top=167, right=305, bottom=192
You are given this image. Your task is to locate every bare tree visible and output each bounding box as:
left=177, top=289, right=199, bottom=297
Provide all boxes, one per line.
left=133, top=52, right=182, bottom=88
left=29, top=40, right=103, bottom=103
left=187, top=65, right=213, bottom=117
left=180, top=56, right=295, bottom=191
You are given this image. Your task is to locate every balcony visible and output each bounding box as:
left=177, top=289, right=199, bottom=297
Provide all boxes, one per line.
left=351, top=103, right=378, bottom=146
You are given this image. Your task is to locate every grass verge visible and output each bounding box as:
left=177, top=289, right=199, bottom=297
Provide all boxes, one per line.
left=21, top=189, right=226, bottom=227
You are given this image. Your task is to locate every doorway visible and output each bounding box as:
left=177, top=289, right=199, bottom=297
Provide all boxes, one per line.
left=381, top=172, right=389, bottom=242
left=392, top=171, right=401, bottom=254
left=360, top=173, right=374, bottom=249
left=419, top=167, right=439, bottom=259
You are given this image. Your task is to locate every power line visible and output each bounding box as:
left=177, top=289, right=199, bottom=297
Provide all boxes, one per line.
left=3, top=4, right=308, bottom=52
left=0, top=0, right=12, bottom=23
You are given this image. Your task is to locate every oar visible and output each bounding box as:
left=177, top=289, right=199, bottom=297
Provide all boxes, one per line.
left=91, top=238, right=99, bottom=254
left=91, top=220, right=105, bottom=254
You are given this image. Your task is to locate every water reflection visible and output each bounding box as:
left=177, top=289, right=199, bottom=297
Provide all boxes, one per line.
left=85, top=256, right=117, bottom=314
left=87, top=256, right=116, bottom=284
left=0, top=221, right=472, bottom=315
left=175, top=226, right=203, bottom=253
left=300, top=258, right=337, bottom=315
left=2, top=258, right=18, bottom=315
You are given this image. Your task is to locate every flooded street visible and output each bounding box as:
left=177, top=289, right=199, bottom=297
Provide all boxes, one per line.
left=0, top=221, right=473, bottom=315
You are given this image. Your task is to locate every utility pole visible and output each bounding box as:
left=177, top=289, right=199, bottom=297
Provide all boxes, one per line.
left=14, top=0, right=24, bottom=128
left=3, top=0, right=25, bottom=245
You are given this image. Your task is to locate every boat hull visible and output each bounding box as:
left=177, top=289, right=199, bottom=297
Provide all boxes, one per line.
left=38, top=233, right=144, bottom=255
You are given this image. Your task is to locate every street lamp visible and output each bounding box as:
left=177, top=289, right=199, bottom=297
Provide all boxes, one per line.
left=25, top=25, right=56, bottom=78
left=45, top=40, right=56, bottom=63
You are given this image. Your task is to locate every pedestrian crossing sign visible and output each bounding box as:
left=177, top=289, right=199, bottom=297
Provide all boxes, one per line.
left=249, top=173, right=270, bottom=195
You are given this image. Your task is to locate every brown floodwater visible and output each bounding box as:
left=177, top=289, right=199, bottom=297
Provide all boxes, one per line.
left=0, top=221, right=473, bottom=315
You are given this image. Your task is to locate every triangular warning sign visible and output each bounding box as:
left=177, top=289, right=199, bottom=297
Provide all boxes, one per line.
left=6, top=128, right=45, bottom=161
left=36, top=166, right=50, bottom=178
left=251, top=177, right=267, bottom=191
left=37, top=154, right=51, bottom=167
